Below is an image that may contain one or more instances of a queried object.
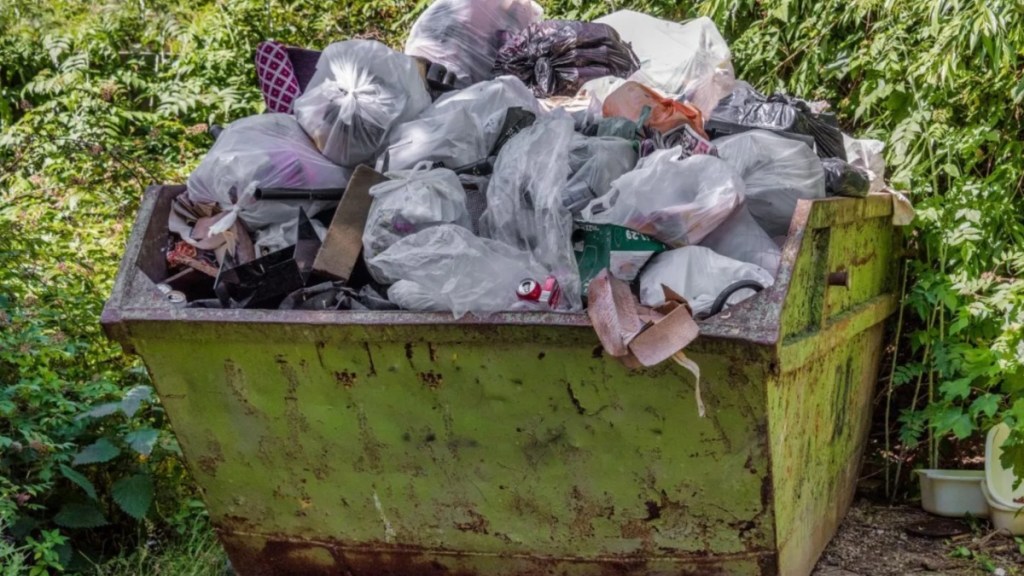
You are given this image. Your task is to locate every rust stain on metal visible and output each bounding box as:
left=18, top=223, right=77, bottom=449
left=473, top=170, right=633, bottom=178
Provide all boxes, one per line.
left=453, top=508, right=489, bottom=535
left=223, top=360, right=258, bottom=416
left=355, top=406, right=383, bottom=472
left=418, top=371, right=443, bottom=390
left=334, top=370, right=357, bottom=388
left=427, top=342, right=438, bottom=363
left=197, top=438, right=223, bottom=476
left=363, top=342, right=377, bottom=376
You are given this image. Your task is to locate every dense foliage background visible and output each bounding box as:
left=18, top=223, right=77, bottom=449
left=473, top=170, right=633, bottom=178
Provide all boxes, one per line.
left=2, top=0, right=1022, bottom=572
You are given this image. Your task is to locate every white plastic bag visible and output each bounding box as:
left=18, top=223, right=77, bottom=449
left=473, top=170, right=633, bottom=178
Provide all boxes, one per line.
left=385, top=76, right=540, bottom=171
left=843, top=134, right=886, bottom=193
left=595, top=11, right=735, bottom=118
left=699, top=204, right=782, bottom=275
left=714, top=130, right=826, bottom=237
left=639, top=246, right=774, bottom=316
left=480, top=111, right=582, bottom=310
left=186, top=114, right=350, bottom=253
left=405, top=0, right=543, bottom=88
left=580, top=148, right=745, bottom=247
left=294, top=40, right=431, bottom=168
left=564, top=134, right=638, bottom=213
left=363, top=167, right=471, bottom=282
left=370, top=224, right=549, bottom=318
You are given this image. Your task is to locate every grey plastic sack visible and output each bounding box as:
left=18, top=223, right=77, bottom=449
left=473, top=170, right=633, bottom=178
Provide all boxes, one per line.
left=186, top=114, right=350, bottom=253
left=580, top=148, right=745, bottom=247
left=363, top=167, right=471, bottom=283
left=370, top=224, right=549, bottom=318
left=294, top=40, right=431, bottom=168
left=699, top=204, right=782, bottom=275
left=639, top=246, right=774, bottom=316
left=480, top=110, right=582, bottom=310
left=385, top=76, right=540, bottom=171
left=714, top=130, right=825, bottom=237
left=564, top=134, right=638, bottom=213
left=405, top=0, right=543, bottom=88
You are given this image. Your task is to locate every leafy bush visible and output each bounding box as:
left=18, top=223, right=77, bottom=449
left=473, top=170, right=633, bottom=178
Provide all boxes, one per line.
left=2, top=0, right=1023, bottom=570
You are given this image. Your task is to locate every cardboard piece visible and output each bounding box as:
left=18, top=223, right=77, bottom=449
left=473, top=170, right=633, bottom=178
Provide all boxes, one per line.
left=312, top=165, right=390, bottom=282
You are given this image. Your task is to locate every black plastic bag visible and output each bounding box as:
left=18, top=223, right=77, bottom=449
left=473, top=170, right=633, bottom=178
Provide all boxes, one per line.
left=822, top=158, right=871, bottom=198
left=708, top=82, right=846, bottom=160
left=494, top=20, right=640, bottom=98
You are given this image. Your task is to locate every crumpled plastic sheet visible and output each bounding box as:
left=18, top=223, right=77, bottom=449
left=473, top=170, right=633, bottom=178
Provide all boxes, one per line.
left=563, top=134, right=637, bottom=213
left=479, top=110, right=583, bottom=310
left=369, top=224, right=550, bottom=318
left=363, top=167, right=471, bottom=282
left=698, top=204, right=782, bottom=276
left=710, top=82, right=846, bottom=160
left=405, top=0, right=543, bottom=88
left=385, top=76, right=540, bottom=171
left=580, top=148, right=745, bottom=247
left=714, top=129, right=826, bottom=237
left=602, top=81, right=706, bottom=136
left=639, top=245, right=774, bottom=316
left=185, top=113, right=350, bottom=254
left=595, top=11, right=735, bottom=118
left=495, top=20, right=640, bottom=98
left=294, top=40, right=431, bottom=167
left=278, top=282, right=398, bottom=311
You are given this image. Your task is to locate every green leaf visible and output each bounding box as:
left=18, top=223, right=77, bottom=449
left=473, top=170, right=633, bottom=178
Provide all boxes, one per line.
left=939, top=377, right=973, bottom=401
left=59, top=464, right=97, bottom=500
left=120, top=385, right=152, bottom=417
left=54, top=503, right=107, bottom=528
left=111, top=474, right=153, bottom=520
left=78, top=402, right=120, bottom=419
left=970, top=394, right=1001, bottom=418
left=125, top=428, right=159, bottom=456
left=72, top=438, right=120, bottom=465
left=952, top=414, right=975, bottom=439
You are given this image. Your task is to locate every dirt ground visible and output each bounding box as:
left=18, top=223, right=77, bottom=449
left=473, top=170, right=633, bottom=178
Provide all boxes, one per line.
left=812, top=499, right=1023, bottom=576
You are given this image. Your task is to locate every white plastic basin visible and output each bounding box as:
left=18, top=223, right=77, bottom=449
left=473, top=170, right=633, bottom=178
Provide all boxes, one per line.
left=985, top=423, right=1024, bottom=508
left=916, top=469, right=988, bottom=518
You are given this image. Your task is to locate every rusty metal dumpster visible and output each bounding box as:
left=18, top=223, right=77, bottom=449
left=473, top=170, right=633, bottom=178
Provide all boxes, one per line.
left=102, top=186, right=899, bottom=576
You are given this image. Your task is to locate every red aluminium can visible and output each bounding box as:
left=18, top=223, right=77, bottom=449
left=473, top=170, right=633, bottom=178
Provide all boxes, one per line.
left=516, top=276, right=561, bottom=308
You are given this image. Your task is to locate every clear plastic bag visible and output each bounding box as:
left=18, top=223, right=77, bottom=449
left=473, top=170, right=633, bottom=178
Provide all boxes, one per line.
left=698, top=204, right=782, bottom=275
left=494, top=20, right=640, bottom=98
left=714, top=130, right=826, bottom=237
left=563, top=134, right=638, bottom=213
left=479, top=111, right=583, bottom=310
left=595, top=11, right=735, bottom=119
left=843, top=134, right=886, bottom=193
left=185, top=114, right=350, bottom=253
left=363, top=167, right=472, bottom=282
left=294, top=40, right=431, bottom=167
left=404, top=0, right=543, bottom=88
left=370, top=224, right=549, bottom=318
left=580, top=148, right=745, bottom=247
left=385, top=76, right=540, bottom=171
left=639, top=246, right=774, bottom=316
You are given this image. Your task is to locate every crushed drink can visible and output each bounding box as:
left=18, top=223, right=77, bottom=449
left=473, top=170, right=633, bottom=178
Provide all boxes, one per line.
left=516, top=276, right=561, bottom=308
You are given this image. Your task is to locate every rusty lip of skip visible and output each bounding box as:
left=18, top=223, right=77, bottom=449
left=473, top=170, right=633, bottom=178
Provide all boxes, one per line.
left=218, top=529, right=777, bottom=576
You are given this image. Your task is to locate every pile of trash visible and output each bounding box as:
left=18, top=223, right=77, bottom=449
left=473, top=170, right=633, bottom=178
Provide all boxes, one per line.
left=161, top=1, right=906, bottom=370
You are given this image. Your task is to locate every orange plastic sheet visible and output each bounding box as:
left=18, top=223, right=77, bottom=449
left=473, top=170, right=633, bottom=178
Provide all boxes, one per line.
left=602, top=81, right=707, bottom=137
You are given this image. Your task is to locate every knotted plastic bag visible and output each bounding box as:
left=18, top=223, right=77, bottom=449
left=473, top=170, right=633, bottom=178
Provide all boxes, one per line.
left=363, top=167, right=472, bottom=282
left=405, top=0, right=543, bottom=88
left=370, top=224, right=549, bottom=318
left=639, top=246, right=774, bottom=316
left=385, top=76, right=540, bottom=171
left=479, top=111, right=583, bottom=310
left=714, top=130, right=826, bottom=237
left=185, top=114, right=350, bottom=254
left=494, top=20, right=640, bottom=98
left=294, top=40, right=431, bottom=167
left=595, top=11, right=735, bottom=118
left=580, top=148, right=745, bottom=247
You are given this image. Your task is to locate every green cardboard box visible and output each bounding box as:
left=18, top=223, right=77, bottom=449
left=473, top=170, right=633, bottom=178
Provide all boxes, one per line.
left=573, top=223, right=668, bottom=297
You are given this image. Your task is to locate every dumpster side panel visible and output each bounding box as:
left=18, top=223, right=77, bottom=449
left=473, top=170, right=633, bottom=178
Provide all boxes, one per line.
left=769, top=196, right=898, bottom=576
left=127, top=322, right=777, bottom=574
